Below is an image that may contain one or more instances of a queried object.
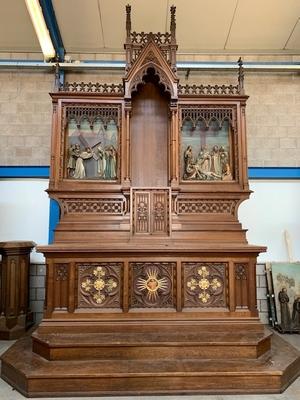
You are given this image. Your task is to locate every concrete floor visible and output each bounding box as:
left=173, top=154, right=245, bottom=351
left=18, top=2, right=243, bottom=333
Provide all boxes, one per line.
left=0, top=330, right=299, bottom=400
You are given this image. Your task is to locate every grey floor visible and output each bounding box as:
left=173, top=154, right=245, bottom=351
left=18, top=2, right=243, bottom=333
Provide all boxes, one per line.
left=0, top=331, right=299, bottom=400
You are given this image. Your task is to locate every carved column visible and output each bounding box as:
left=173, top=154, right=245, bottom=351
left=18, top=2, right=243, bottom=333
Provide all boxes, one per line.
left=0, top=241, right=35, bottom=339
left=124, top=102, right=132, bottom=185
left=170, top=104, right=178, bottom=186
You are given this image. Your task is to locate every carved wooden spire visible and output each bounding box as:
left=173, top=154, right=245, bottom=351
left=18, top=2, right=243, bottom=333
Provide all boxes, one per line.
left=170, top=5, right=177, bottom=72
left=170, top=5, right=176, bottom=42
left=126, top=4, right=131, bottom=41
left=238, top=57, right=245, bottom=95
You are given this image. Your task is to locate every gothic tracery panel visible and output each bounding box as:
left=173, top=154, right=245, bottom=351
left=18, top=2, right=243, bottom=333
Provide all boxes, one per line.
left=78, top=263, right=122, bottom=308
left=130, top=262, right=175, bottom=308
left=183, top=262, right=227, bottom=307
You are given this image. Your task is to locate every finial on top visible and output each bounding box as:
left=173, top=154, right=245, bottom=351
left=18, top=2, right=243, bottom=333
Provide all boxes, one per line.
left=126, top=4, right=131, bottom=39
left=237, top=57, right=245, bottom=95
left=170, top=5, right=176, bottom=40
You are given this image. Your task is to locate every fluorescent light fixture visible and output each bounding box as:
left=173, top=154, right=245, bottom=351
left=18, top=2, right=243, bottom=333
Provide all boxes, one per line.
left=25, top=0, right=56, bottom=61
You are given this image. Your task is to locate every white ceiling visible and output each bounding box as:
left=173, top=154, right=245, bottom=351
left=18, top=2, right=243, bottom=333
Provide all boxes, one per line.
left=0, top=0, right=299, bottom=56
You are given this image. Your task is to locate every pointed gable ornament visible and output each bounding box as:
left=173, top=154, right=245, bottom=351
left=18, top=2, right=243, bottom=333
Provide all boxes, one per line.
left=123, top=5, right=178, bottom=101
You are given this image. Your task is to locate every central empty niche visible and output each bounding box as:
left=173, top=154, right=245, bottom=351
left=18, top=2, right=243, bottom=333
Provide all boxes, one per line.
left=131, top=68, right=170, bottom=187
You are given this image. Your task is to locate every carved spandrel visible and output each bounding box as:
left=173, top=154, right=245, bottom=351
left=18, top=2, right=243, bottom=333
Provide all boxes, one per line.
left=184, top=263, right=227, bottom=308
left=78, top=263, right=122, bottom=308
left=130, top=262, right=175, bottom=308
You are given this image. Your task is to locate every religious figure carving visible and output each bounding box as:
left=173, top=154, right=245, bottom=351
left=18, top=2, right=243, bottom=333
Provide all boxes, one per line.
left=95, top=143, right=106, bottom=178
left=73, top=147, right=94, bottom=179
left=183, top=143, right=233, bottom=181
left=278, top=287, right=291, bottom=332
left=104, top=145, right=117, bottom=180
left=67, top=144, right=80, bottom=177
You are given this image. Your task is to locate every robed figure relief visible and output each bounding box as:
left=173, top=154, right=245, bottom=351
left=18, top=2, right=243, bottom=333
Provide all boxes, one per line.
left=181, top=119, right=233, bottom=181
left=66, top=117, right=118, bottom=181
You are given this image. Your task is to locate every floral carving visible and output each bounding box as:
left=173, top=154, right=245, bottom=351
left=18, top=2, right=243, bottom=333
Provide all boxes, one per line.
left=78, top=263, right=122, bottom=308
left=184, top=262, right=227, bottom=307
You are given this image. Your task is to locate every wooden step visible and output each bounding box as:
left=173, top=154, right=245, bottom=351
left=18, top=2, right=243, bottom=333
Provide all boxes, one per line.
left=1, top=333, right=299, bottom=397
left=32, top=329, right=272, bottom=361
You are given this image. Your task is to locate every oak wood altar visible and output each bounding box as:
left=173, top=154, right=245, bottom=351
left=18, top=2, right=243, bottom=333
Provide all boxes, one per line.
left=2, top=5, right=299, bottom=396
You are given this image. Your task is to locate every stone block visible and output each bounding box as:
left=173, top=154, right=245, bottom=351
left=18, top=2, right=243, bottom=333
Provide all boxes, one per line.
left=30, top=300, right=44, bottom=313
left=256, top=264, right=265, bottom=275
left=36, top=288, right=45, bottom=301
left=257, top=287, right=267, bottom=300
left=36, top=264, right=46, bottom=276
left=30, top=276, right=45, bottom=289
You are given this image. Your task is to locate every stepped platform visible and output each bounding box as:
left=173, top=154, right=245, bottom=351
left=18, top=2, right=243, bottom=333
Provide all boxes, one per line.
left=1, top=329, right=300, bottom=397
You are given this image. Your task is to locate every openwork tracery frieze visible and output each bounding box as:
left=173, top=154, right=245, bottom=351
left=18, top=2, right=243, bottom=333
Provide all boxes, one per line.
left=60, top=82, right=124, bottom=95
left=176, top=199, right=238, bottom=215
left=62, top=198, right=126, bottom=215
left=65, top=104, right=121, bottom=128
left=78, top=263, right=122, bottom=308
left=131, top=262, right=175, bottom=308
left=180, top=106, right=236, bottom=131
left=184, top=263, right=227, bottom=307
left=178, top=84, right=240, bottom=96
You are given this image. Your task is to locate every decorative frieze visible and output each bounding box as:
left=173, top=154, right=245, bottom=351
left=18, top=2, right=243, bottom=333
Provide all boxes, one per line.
left=176, top=199, right=238, bottom=215
left=62, top=198, right=126, bottom=215
left=60, top=82, right=124, bottom=95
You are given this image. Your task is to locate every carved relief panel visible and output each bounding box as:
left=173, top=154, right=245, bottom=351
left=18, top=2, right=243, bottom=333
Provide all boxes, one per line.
left=183, top=262, right=227, bottom=308
left=180, top=106, right=237, bottom=182
left=235, top=263, right=249, bottom=309
left=132, top=188, right=170, bottom=235
left=130, top=262, right=175, bottom=308
left=64, top=104, right=121, bottom=181
left=78, top=263, right=122, bottom=308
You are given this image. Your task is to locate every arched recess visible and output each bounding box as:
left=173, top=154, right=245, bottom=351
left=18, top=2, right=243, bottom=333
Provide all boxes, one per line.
left=130, top=67, right=171, bottom=187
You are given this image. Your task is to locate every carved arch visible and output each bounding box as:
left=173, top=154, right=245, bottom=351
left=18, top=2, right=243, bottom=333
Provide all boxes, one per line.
left=129, top=64, right=174, bottom=97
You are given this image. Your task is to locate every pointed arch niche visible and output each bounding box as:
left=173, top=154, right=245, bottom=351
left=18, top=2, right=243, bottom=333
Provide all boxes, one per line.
left=130, top=67, right=170, bottom=187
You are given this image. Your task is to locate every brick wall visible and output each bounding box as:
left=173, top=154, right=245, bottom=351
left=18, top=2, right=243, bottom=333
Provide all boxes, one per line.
left=30, top=263, right=46, bottom=323
left=0, top=71, right=53, bottom=166
left=0, top=67, right=299, bottom=167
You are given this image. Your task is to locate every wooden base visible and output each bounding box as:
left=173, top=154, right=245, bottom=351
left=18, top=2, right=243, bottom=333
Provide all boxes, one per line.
left=1, top=329, right=299, bottom=397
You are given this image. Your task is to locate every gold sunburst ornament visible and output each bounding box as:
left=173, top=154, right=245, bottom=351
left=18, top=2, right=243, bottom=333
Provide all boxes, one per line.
left=136, top=268, right=169, bottom=301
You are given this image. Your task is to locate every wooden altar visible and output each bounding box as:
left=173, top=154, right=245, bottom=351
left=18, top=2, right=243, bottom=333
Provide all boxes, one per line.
left=2, top=6, right=299, bottom=397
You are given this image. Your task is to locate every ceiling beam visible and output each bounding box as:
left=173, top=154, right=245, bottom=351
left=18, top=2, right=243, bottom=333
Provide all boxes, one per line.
left=39, top=0, right=65, bottom=61
left=0, top=60, right=299, bottom=72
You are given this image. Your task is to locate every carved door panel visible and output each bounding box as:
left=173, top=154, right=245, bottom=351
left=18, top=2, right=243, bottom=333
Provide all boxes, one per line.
left=131, top=188, right=170, bottom=236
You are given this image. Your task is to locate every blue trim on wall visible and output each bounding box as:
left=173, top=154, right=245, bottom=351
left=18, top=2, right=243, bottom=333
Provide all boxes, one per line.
left=248, top=167, right=300, bottom=179
left=39, top=0, right=65, bottom=61
left=1, top=166, right=300, bottom=180
left=0, top=166, right=50, bottom=178
left=49, top=199, right=60, bottom=244
left=1, top=166, right=300, bottom=244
